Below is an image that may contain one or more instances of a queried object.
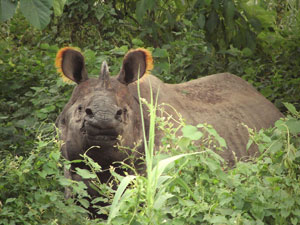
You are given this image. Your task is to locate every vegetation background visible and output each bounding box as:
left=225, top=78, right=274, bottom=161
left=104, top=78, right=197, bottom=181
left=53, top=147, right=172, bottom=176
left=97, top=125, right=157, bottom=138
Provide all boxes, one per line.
left=0, top=0, right=300, bottom=224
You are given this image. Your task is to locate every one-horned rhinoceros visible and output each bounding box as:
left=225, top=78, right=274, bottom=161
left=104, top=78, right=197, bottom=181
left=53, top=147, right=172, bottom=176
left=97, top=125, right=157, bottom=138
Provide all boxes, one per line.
left=55, top=47, right=282, bottom=201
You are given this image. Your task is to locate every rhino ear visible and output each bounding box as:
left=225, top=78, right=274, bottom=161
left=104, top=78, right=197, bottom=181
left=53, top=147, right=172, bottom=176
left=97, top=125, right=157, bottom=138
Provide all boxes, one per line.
left=117, top=48, right=153, bottom=85
left=55, top=47, right=88, bottom=84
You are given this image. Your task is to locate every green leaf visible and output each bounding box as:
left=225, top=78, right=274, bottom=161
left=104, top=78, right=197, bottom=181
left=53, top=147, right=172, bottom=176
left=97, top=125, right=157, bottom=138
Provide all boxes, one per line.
left=218, top=208, right=234, bottom=216
left=268, top=141, right=283, bottom=154
left=40, top=105, right=56, bottom=113
left=155, top=62, right=169, bottom=73
left=20, top=0, right=53, bottom=29
left=78, top=198, right=90, bottom=209
left=246, top=139, right=253, bottom=150
left=95, top=9, right=104, bottom=21
left=205, top=215, right=228, bottom=224
left=242, top=48, right=253, bottom=57
left=111, top=46, right=128, bottom=55
left=204, top=0, right=212, bottom=5
left=75, top=168, right=97, bottom=179
left=58, top=177, right=73, bottom=186
left=153, top=192, right=173, bottom=209
left=50, top=150, right=61, bottom=161
left=156, top=175, right=171, bottom=188
left=86, top=155, right=102, bottom=172
left=152, top=153, right=201, bottom=184
left=261, top=87, right=273, bottom=98
left=182, top=125, right=203, bottom=141
left=224, top=0, right=235, bottom=22
left=281, top=208, right=291, bottom=218
left=153, top=48, right=169, bottom=58
left=178, top=137, right=191, bottom=150
left=292, top=217, right=298, bottom=225
left=261, top=132, right=272, bottom=143
left=108, top=175, right=136, bottom=223
left=286, top=119, right=300, bottom=135
left=0, top=0, right=17, bottom=22
left=174, top=0, right=184, bottom=8
left=249, top=17, right=262, bottom=32
left=275, top=119, right=286, bottom=131
left=206, top=10, right=219, bottom=34
left=197, top=13, right=206, bottom=29
left=40, top=43, right=50, bottom=50
left=136, top=0, right=147, bottom=22
left=284, top=102, right=298, bottom=116
left=174, top=177, right=198, bottom=201
left=205, top=127, right=227, bottom=147
left=5, top=198, right=16, bottom=204
left=132, top=38, right=144, bottom=46
left=53, top=0, right=66, bottom=17
left=203, top=157, right=219, bottom=172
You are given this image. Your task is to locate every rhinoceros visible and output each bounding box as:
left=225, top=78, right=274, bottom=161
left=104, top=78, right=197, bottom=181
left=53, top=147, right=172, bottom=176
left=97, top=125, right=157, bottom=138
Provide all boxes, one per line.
left=55, top=47, right=282, bottom=206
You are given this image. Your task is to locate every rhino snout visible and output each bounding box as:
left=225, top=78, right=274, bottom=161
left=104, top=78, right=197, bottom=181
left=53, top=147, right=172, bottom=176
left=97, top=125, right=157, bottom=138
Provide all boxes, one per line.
left=82, top=104, right=124, bottom=138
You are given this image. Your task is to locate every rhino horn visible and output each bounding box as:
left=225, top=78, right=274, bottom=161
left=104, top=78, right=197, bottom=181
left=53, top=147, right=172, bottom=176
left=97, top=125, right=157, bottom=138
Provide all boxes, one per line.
left=99, top=60, right=110, bottom=88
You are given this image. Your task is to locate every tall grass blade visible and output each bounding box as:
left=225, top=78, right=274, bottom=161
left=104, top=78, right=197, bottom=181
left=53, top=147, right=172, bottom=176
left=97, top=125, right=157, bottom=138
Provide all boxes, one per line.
left=107, top=175, right=136, bottom=223
left=151, top=153, right=201, bottom=184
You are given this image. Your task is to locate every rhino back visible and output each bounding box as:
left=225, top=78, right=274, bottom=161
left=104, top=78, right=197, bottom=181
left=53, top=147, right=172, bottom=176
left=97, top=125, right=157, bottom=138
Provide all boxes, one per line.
left=140, top=73, right=282, bottom=164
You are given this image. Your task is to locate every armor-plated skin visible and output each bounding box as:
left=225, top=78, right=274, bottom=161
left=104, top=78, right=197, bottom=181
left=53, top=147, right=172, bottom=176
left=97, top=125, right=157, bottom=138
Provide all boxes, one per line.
left=55, top=47, right=283, bottom=215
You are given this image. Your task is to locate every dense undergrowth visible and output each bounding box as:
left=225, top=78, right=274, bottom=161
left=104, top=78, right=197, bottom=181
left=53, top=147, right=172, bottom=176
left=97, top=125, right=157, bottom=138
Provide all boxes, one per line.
left=1, top=0, right=300, bottom=224
left=1, top=102, right=300, bottom=224
left=103, top=103, right=300, bottom=225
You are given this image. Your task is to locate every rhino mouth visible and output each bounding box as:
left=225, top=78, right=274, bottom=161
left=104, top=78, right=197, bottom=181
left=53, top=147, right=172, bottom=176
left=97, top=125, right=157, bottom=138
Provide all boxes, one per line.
left=86, top=134, right=118, bottom=143
left=81, top=122, right=120, bottom=145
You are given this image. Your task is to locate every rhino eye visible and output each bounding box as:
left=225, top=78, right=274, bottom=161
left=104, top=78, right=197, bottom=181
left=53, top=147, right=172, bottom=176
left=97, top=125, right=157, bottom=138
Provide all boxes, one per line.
left=78, top=105, right=82, bottom=112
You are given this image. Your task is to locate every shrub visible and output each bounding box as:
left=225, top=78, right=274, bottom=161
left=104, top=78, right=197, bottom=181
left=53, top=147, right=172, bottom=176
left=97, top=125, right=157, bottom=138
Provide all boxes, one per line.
left=0, top=126, right=99, bottom=224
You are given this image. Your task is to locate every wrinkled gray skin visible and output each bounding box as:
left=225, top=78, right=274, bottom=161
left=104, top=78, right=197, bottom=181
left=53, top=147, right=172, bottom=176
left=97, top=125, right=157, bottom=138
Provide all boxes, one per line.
left=56, top=48, right=283, bottom=216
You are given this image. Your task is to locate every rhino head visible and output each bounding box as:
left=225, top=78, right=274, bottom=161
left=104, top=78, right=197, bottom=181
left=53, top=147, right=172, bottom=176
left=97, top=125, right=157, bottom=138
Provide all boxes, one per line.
left=55, top=47, right=153, bottom=173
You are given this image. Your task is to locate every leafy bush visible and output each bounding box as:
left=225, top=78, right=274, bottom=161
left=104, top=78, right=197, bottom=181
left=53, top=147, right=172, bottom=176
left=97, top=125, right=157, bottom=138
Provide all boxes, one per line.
left=163, top=105, right=300, bottom=225
left=0, top=126, right=98, bottom=225
left=0, top=0, right=65, bottom=29
left=11, top=0, right=298, bottom=111
left=0, top=24, right=73, bottom=154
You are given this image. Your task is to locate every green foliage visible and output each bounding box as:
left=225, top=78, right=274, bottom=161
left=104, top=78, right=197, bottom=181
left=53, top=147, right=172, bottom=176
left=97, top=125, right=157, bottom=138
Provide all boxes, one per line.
left=80, top=103, right=300, bottom=224
left=0, top=23, right=73, bottom=154
left=167, top=104, right=300, bottom=225
left=0, top=0, right=66, bottom=29
left=51, top=0, right=122, bottom=48
left=19, top=0, right=52, bottom=29
left=53, top=0, right=66, bottom=16
left=26, top=0, right=298, bottom=110
left=0, top=128, right=97, bottom=224
left=0, top=0, right=17, bottom=22
left=151, top=30, right=219, bottom=83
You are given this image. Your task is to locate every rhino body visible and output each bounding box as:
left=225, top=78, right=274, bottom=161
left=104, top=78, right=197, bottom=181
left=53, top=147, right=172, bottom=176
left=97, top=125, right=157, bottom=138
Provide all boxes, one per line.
left=55, top=47, right=282, bottom=213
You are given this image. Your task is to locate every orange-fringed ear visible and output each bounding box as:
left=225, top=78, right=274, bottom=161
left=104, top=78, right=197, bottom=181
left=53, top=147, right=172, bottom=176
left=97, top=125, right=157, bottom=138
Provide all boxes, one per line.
left=55, top=47, right=88, bottom=84
left=117, top=48, right=153, bottom=85
left=135, top=48, right=153, bottom=74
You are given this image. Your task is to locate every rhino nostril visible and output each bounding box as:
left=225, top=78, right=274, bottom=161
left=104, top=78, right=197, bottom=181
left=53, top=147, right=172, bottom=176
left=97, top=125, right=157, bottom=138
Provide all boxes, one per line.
left=115, top=109, right=123, bottom=121
left=116, top=109, right=123, bottom=116
left=86, top=108, right=94, bottom=117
